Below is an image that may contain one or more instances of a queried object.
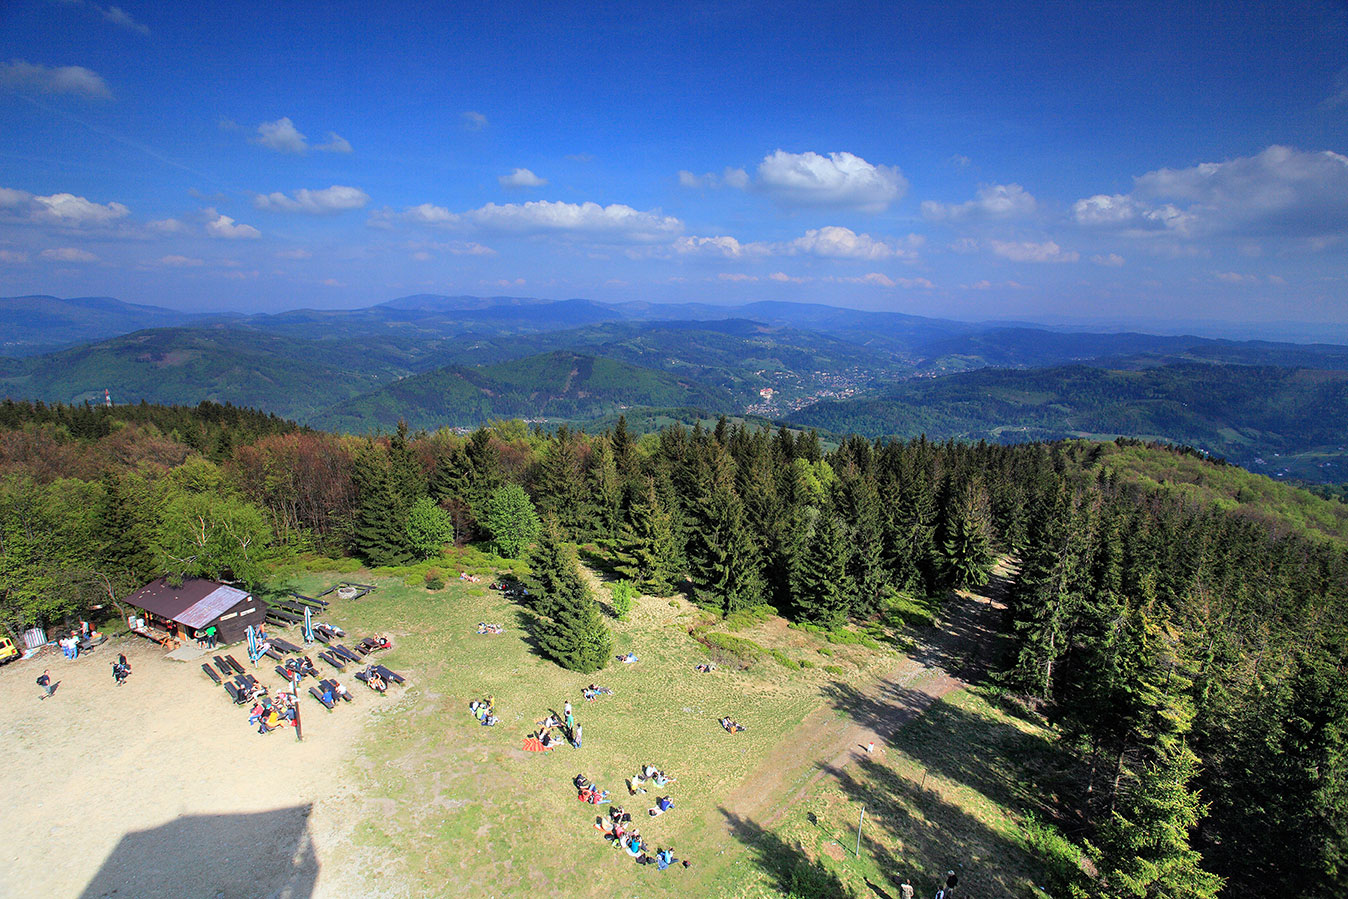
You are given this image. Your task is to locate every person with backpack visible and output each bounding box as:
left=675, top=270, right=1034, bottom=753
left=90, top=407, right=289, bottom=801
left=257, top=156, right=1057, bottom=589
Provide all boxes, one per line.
left=36, top=669, right=55, bottom=699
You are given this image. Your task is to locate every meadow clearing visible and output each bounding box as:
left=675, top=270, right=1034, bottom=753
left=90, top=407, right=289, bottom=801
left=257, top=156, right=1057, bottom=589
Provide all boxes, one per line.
left=2, top=553, right=1073, bottom=898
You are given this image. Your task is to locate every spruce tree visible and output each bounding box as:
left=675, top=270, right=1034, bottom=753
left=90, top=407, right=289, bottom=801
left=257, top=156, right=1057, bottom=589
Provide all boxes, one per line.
left=689, top=455, right=766, bottom=615
left=525, top=515, right=611, bottom=673
left=616, top=477, right=680, bottom=595
left=792, top=510, right=854, bottom=628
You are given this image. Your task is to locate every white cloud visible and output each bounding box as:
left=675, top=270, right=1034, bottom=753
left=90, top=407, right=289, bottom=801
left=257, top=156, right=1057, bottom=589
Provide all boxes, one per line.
left=320, top=278, right=343, bottom=287
left=275, top=248, right=311, bottom=259
left=253, top=185, right=370, bottom=214
left=0, top=249, right=29, bottom=263
left=922, top=183, right=1037, bottom=222
left=158, top=254, right=204, bottom=267
left=768, top=271, right=808, bottom=283
left=1213, top=271, right=1258, bottom=284
left=989, top=239, right=1079, bottom=263
left=316, top=132, right=352, bottom=153
left=203, top=208, right=261, bottom=239
left=755, top=150, right=907, bottom=212
left=0, top=60, right=112, bottom=99
left=673, top=235, right=770, bottom=258
left=412, top=251, right=432, bottom=261
left=462, top=111, right=487, bottom=132
left=103, top=6, right=149, bottom=34
left=0, top=187, right=130, bottom=228
left=677, top=167, right=749, bottom=189
left=498, top=168, right=547, bottom=189
left=39, top=247, right=98, bottom=262
left=252, top=117, right=308, bottom=154
left=1074, top=146, right=1348, bottom=240
left=379, top=199, right=682, bottom=242
left=830, top=273, right=934, bottom=288
left=1090, top=253, right=1125, bottom=267
left=406, top=240, right=496, bottom=257
left=717, top=272, right=758, bottom=282
left=784, top=226, right=922, bottom=260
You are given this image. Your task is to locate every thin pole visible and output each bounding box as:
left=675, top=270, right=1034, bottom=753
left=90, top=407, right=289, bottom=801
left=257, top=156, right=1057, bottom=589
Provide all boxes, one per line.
left=293, top=672, right=303, bottom=742
left=855, top=805, right=865, bottom=857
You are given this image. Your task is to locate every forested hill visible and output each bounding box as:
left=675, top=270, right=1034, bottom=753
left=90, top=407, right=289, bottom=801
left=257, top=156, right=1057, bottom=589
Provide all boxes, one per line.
left=788, top=361, right=1348, bottom=479
left=3, top=403, right=1346, bottom=895
left=311, top=351, right=737, bottom=432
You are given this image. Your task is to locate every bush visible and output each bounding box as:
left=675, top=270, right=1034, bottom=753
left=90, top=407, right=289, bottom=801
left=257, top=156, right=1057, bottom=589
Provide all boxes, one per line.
left=610, top=580, right=636, bottom=621
left=823, top=664, right=844, bottom=675
left=724, top=604, right=773, bottom=631
left=699, top=631, right=767, bottom=669
left=769, top=648, right=800, bottom=669
left=424, top=567, right=445, bottom=590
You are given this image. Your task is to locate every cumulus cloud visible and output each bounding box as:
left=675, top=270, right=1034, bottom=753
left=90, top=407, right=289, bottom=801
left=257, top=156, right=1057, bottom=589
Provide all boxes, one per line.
left=462, top=111, right=487, bottom=131
left=989, top=239, right=1079, bottom=263
left=1090, top=253, right=1125, bottom=267
left=498, top=168, right=547, bottom=188
left=784, top=226, right=922, bottom=260
left=376, top=199, right=682, bottom=242
left=39, top=247, right=98, bottom=262
left=253, top=185, right=370, bottom=214
left=1074, top=146, right=1348, bottom=240
left=405, top=240, right=496, bottom=257
left=252, top=117, right=309, bottom=154
left=831, top=273, right=934, bottom=288
left=1213, top=271, right=1259, bottom=284
left=275, top=248, right=312, bottom=259
left=755, top=150, right=907, bottom=212
left=0, top=60, right=112, bottom=99
left=0, top=249, right=29, bottom=263
left=922, top=183, right=1037, bottom=222
left=158, top=254, right=204, bottom=267
left=203, top=208, right=261, bottom=239
left=672, top=235, right=770, bottom=258
left=0, top=187, right=130, bottom=228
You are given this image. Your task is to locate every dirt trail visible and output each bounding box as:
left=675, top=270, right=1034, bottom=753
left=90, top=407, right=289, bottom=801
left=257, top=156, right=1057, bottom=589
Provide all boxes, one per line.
left=720, top=563, right=1013, bottom=829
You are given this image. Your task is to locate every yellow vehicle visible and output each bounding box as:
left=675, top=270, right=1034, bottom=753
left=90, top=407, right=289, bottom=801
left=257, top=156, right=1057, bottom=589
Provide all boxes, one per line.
left=0, top=635, right=18, bottom=665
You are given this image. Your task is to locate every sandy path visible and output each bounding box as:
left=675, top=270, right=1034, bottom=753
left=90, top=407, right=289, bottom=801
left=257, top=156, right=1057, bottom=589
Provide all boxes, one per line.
left=719, top=563, right=1013, bottom=829
left=0, top=634, right=382, bottom=899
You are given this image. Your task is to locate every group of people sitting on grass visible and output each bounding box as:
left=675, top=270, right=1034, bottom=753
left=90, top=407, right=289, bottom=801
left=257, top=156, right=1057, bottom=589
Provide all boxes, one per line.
left=476, top=622, right=504, bottom=634
left=626, top=764, right=676, bottom=796
left=468, top=697, right=499, bottom=726
left=581, top=683, right=612, bottom=702
left=529, top=699, right=582, bottom=748
left=251, top=691, right=298, bottom=734
left=695, top=663, right=716, bottom=673
left=586, top=781, right=689, bottom=870
left=720, top=717, right=746, bottom=734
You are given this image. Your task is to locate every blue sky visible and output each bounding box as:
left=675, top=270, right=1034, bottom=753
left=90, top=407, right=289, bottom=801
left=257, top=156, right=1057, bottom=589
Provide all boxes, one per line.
left=2, top=0, right=1347, bottom=327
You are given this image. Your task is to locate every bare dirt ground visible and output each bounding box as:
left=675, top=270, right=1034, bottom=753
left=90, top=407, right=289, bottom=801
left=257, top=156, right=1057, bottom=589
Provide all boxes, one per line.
left=718, top=561, right=1013, bottom=830
left=0, top=634, right=381, bottom=899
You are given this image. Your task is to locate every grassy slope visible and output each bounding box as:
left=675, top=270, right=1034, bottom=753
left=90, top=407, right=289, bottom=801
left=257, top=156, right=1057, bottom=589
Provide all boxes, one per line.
left=1096, top=441, right=1348, bottom=544
left=276, top=552, right=1070, bottom=898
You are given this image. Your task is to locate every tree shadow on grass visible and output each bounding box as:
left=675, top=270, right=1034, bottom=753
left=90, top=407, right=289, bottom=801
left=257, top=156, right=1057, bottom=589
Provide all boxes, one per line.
left=720, top=807, right=852, bottom=899
left=821, top=680, right=1073, bottom=828
left=902, top=568, right=1016, bottom=683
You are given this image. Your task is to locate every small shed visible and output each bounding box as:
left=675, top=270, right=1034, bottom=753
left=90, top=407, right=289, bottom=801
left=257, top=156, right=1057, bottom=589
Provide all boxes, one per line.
left=123, top=577, right=267, bottom=646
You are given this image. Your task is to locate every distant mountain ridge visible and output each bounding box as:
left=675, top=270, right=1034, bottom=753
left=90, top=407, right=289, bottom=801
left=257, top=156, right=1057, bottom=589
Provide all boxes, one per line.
left=0, top=294, right=224, bottom=356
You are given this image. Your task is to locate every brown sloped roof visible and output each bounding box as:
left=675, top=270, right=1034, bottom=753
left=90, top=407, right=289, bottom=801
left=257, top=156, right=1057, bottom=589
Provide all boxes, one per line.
left=124, top=577, right=251, bottom=626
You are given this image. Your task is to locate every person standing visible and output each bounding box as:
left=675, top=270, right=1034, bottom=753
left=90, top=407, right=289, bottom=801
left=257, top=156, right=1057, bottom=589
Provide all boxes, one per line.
left=205, top=625, right=217, bottom=649
left=899, top=878, right=914, bottom=899
left=945, top=870, right=958, bottom=893
left=36, top=669, right=55, bottom=699
left=564, top=699, right=572, bottom=717
left=573, top=723, right=583, bottom=749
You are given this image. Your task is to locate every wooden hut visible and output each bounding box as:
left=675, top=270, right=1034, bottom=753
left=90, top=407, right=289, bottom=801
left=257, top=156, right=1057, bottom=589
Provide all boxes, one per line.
left=123, top=577, right=266, bottom=647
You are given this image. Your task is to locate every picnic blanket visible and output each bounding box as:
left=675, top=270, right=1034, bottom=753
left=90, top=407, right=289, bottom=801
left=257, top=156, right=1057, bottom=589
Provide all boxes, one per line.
left=523, top=737, right=551, bottom=752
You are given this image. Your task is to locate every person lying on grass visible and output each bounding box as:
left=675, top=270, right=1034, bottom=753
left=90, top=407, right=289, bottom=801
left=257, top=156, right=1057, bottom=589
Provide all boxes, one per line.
left=648, top=796, right=674, bottom=816
left=695, top=663, right=716, bottom=672
left=619, top=652, right=638, bottom=664
left=582, top=684, right=612, bottom=701
left=720, top=717, right=746, bottom=733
